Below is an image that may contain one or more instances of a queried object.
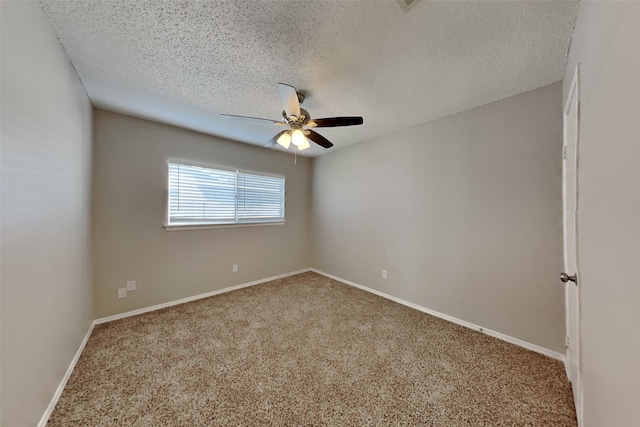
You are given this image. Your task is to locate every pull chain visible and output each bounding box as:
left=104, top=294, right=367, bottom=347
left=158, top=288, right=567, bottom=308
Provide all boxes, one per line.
left=294, top=150, right=297, bottom=164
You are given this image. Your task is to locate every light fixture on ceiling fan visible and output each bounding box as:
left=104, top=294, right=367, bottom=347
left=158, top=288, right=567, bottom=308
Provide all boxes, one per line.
left=275, top=123, right=310, bottom=151
left=221, top=83, right=364, bottom=151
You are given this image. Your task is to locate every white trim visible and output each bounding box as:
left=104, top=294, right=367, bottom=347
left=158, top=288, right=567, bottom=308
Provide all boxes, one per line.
left=95, top=269, right=311, bottom=324
left=38, top=322, right=96, bottom=427
left=164, top=221, right=285, bottom=231
left=563, top=63, right=584, bottom=427
left=165, top=160, right=286, bottom=230
left=39, top=269, right=311, bottom=426
left=166, top=158, right=286, bottom=181
left=166, top=158, right=237, bottom=174
left=38, top=268, right=564, bottom=426
left=310, top=269, right=565, bottom=362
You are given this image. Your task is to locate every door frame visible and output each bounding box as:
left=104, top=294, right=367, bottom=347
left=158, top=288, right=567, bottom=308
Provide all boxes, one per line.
left=563, top=63, right=583, bottom=425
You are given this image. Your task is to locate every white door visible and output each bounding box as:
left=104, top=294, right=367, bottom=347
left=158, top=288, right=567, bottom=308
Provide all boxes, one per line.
left=563, top=65, right=582, bottom=422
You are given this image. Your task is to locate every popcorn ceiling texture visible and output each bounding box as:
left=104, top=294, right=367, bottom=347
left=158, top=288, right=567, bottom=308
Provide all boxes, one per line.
left=40, top=1, right=578, bottom=157
left=47, top=272, right=576, bottom=426
left=41, top=0, right=577, bottom=156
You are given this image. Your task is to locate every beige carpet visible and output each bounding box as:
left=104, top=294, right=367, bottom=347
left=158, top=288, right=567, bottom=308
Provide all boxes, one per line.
left=48, top=272, right=576, bottom=426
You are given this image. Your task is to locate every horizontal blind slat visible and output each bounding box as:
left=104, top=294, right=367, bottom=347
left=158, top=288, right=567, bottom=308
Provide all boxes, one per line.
left=168, top=163, right=284, bottom=225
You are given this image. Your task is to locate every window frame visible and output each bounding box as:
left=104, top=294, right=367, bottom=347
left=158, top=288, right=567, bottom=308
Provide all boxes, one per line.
left=164, top=159, right=286, bottom=231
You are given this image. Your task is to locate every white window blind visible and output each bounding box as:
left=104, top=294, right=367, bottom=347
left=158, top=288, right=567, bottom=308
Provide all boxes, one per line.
left=168, top=162, right=285, bottom=226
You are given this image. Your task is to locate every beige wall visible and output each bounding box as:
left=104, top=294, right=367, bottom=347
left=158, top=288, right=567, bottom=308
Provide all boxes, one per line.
left=563, top=2, right=640, bottom=425
left=0, top=2, right=94, bottom=425
left=93, top=110, right=312, bottom=318
left=312, top=82, right=565, bottom=352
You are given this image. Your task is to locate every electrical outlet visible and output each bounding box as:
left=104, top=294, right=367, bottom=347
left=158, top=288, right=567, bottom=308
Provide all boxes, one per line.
left=118, top=288, right=127, bottom=299
left=233, top=264, right=238, bottom=273
left=126, top=280, right=136, bottom=291
left=382, top=270, right=387, bottom=279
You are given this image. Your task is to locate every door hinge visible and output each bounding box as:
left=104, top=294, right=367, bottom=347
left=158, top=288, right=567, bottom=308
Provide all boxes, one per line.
left=565, top=336, right=570, bottom=349
left=562, top=146, right=567, bottom=160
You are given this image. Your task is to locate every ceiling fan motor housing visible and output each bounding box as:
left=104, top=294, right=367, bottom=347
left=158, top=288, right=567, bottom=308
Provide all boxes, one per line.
left=283, top=108, right=311, bottom=125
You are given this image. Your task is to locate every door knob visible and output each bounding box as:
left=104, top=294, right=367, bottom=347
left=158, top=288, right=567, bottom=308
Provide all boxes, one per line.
left=560, top=272, right=577, bottom=283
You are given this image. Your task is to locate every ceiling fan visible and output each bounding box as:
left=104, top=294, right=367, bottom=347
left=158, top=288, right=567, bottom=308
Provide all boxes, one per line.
left=221, top=83, right=364, bottom=151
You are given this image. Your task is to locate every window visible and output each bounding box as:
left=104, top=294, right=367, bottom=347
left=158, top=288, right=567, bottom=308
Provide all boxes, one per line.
left=167, top=162, right=285, bottom=227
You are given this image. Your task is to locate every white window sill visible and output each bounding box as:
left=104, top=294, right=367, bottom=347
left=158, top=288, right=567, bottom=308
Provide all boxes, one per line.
left=164, top=221, right=285, bottom=231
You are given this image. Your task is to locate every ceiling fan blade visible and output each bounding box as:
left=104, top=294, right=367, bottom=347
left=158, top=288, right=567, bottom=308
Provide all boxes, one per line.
left=307, top=130, right=334, bottom=149
left=266, top=130, right=287, bottom=148
left=312, top=116, right=364, bottom=127
left=278, top=83, right=301, bottom=118
left=221, top=114, right=281, bottom=124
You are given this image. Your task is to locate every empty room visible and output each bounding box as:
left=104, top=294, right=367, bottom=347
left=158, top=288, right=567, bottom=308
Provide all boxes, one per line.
left=1, top=0, right=638, bottom=426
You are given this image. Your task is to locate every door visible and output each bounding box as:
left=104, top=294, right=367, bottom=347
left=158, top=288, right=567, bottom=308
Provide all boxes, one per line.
left=562, top=65, right=582, bottom=421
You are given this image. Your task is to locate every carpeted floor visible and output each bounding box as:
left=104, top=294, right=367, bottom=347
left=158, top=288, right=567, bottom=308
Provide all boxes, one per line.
left=48, top=272, right=576, bottom=426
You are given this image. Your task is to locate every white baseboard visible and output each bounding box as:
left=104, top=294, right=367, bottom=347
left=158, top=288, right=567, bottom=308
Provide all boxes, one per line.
left=310, top=269, right=565, bottom=362
left=39, top=268, right=563, bottom=426
left=95, top=268, right=311, bottom=324
left=38, top=321, right=95, bottom=427
left=39, top=268, right=311, bottom=426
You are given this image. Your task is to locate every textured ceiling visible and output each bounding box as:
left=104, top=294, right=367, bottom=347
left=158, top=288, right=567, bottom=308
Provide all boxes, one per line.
left=40, top=0, right=578, bottom=157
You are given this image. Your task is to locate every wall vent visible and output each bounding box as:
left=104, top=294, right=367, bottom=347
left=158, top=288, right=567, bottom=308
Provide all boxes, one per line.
left=397, top=0, right=422, bottom=13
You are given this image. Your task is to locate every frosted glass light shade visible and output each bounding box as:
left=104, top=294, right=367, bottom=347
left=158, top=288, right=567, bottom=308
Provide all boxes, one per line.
left=291, top=128, right=305, bottom=146
left=277, top=132, right=291, bottom=148
left=297, top=138, right=310, bottom=150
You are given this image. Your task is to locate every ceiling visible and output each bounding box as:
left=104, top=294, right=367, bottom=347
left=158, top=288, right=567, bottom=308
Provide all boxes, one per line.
left=40, top=0, right=578, bottom=157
